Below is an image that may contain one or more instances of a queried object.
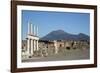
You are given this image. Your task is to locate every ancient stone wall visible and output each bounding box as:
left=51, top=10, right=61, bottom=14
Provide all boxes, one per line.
left=22, top=40, right=90, bottom=57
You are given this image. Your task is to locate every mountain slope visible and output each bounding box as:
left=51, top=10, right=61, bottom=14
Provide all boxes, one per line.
left=40, top=30, right=89, bottom=41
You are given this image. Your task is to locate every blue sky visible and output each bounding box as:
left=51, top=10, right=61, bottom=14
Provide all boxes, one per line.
left=22, top=10, right=90, bottom=40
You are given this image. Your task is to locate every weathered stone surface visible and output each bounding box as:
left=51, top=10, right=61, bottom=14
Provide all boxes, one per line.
left=22, top=39, right=89, bottom=60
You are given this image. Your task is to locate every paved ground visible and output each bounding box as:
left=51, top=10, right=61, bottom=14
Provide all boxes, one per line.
left=22, top=48, right=90, bottom=62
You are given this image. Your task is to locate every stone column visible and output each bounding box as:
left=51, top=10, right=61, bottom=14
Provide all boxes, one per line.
left=54, top=40, right=58, bottom=54
left=31, top=23, right=33, bottom=35
left=33, top=25, right=35, bottom=36
left=31, top=39, right=33, bottom=55
left=36, top=26, right=38, bottom=36
left=27, top=38, right=30, bottom=55
left=34, top=40, right=36, bottom=51
left=36, top=40, right=39, bottom=51
left=28, top=22, right=31, bottom=34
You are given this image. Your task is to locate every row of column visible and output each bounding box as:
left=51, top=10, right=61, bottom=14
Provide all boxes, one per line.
left=28, top=22, right=38, bottom=36
left=27, top=38, right=39, bottom=55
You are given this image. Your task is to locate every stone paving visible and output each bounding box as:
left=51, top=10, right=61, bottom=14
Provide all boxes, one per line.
left=22, top=48, right=90, bottom=62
